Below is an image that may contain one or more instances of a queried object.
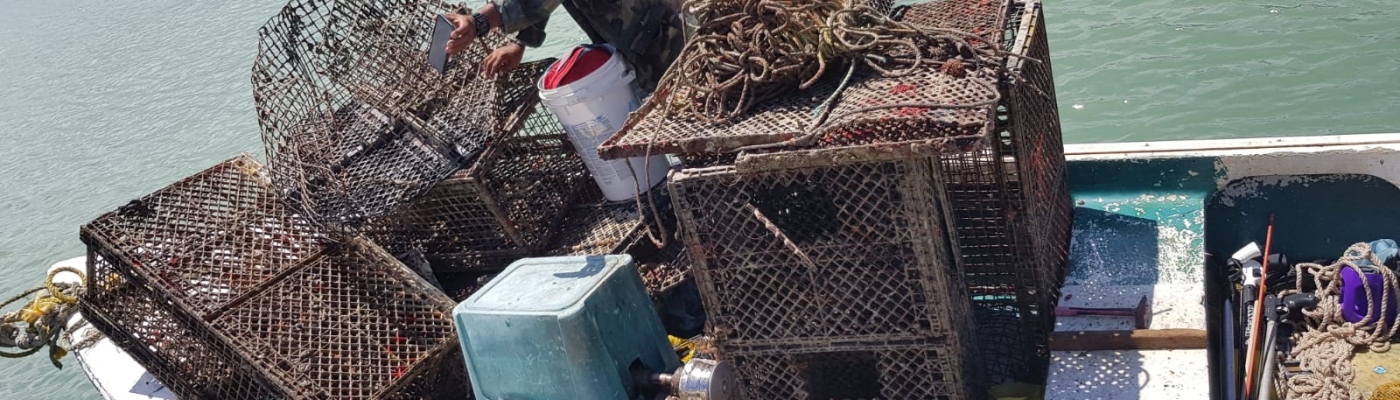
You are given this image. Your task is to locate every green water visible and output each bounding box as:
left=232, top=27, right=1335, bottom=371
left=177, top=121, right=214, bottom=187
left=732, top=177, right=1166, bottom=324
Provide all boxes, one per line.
left=1048, top=0, right=1400, bottom=141
left=1, top=0, right=1398, bottom=397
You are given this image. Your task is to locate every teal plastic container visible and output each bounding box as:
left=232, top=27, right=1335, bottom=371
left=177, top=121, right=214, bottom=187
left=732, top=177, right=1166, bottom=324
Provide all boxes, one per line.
left=454, top=255, right=681, bottom=400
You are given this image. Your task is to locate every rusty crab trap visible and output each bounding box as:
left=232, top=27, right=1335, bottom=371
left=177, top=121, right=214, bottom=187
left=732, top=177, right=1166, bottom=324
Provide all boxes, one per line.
left=253, top=0, right=551, bottom=226
left=359, top=102, right=591, bottom=283
left=668, top=157, right=984, bottom=399
left=726, top=338, right=981, bottom=400
left=543, top=186, right=692, bottom=300
left=79, top=155, right=469, bottom=399
left=598, top=0, right=1071, bottom=392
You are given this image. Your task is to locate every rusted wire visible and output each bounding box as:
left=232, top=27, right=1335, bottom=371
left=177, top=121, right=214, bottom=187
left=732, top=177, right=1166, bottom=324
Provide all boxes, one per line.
left=662, top=0, right=1022, bottom=126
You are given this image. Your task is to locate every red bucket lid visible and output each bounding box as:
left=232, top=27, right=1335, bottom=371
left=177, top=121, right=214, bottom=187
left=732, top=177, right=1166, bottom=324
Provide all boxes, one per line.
left=543, top=45, right=613, bottom=90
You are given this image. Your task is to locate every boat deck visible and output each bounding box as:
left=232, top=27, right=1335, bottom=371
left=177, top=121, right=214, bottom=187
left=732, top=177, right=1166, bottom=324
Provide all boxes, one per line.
left=1047, top=134, right=1400, bottom=399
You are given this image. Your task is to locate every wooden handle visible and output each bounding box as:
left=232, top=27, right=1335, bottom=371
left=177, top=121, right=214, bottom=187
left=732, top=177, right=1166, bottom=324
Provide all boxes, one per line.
left=1049, top=329, right=1208, bottom=351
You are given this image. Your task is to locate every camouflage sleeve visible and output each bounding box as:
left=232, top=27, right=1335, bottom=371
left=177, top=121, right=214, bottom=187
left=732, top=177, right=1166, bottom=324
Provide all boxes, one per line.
left=488, top=0, right=562, bottom=41
left=512, top=15, right=549, bottom=48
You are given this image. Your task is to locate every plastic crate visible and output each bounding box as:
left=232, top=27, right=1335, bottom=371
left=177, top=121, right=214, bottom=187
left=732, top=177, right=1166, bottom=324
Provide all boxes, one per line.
left=79, top=155, right=468, bottom=399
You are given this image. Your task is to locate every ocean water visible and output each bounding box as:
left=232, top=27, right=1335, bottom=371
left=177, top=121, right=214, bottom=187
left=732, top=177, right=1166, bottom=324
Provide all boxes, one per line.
left=0, top=0, right=1397, bottom=398
left=1048, top=0, right=1400, bottom=142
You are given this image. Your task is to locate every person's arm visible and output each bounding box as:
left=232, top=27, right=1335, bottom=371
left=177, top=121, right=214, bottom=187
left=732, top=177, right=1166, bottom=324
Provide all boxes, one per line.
left=511, top=15, right=549, bottom=48
left=446, top=1, right=559, bottom=55
left=484, top=0, right=561, bottom=36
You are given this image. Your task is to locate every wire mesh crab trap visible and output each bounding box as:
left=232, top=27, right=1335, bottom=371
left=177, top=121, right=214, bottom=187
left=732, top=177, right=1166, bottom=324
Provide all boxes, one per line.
left=79, top=155, right=470, bottom=399
left=725, top=338, right=980, bottom=400
left=604, top=0, right=1071, bottom=391
left=543, top=186, right=691, bottom=299
left=670, top=158, right=974, bottom=347
left=910, top=0, right=1073, bottom=383
left=358, top=103, right=591, bottom=278
left=253, top=0, right=548, bottom=225
left=668, top=155, right=985, bottom=396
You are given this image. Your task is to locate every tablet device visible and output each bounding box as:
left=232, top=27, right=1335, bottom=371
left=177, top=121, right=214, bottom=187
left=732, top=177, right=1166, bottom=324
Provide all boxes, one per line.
left=429, top=14, right=454, bottom=73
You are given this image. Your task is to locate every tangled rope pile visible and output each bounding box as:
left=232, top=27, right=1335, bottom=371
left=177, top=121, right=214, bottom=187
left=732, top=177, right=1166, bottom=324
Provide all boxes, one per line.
left=1279, top=243, right=1399, bottom=400
left=0, top=266, right=98, bottom=369
left=663, top=0, right=1014, bottom=125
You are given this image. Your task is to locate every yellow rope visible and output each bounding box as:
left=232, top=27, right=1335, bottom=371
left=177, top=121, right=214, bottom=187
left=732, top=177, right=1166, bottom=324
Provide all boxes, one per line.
left=0, top=266, right=88, bottom=367
left=45, top=266, right=85, bottom=305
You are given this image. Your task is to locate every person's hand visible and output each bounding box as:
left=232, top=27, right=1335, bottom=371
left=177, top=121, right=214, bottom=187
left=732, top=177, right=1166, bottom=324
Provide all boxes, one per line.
left=444, top=13, right=477, bottom=56
left=482, top=43, right=525, bottom=78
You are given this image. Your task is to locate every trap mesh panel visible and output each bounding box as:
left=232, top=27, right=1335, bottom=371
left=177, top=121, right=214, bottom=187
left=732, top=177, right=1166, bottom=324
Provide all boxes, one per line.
left=1008, top=2, right=1072, bottom=303
left=254, top=0, right=543, bottom=224
left=545, top=186, right=690, bottom=299
left=724, top=340, right=977, bottom=400
left=210, top=238, right=463, bottom=399
left=597, top=54, right=995, bottom=160
left=639, top=244, right=692, bottom=300
left=79, top=156, right=468, bottom=399
left=910, top=0, right=1068, bottom=385
left=362, top=104, right=591, bottom=273
left=669, top=158, right=973, bottom=348
left=83, top=250, right=287, bottom=400
left=900, top=0, right=1010, bottom=49
left=546, top=200, right=649, bottom=257
left=81, top=155, right=324, bottom=316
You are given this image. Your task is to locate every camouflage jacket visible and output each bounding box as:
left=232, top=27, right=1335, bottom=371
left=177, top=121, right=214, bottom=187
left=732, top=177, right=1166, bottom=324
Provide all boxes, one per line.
left=487, top=0, right=685, bottom=92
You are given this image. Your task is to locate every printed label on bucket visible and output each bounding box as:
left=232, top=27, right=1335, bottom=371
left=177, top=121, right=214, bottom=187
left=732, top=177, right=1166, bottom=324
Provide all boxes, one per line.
left=564, top=115, right=633, bottom=192
left=565, top=115, right=617, bottom=140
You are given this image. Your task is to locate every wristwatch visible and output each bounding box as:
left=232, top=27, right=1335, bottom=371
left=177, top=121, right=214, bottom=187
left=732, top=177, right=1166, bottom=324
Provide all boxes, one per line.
left=471, top=13, right=491, bottom=36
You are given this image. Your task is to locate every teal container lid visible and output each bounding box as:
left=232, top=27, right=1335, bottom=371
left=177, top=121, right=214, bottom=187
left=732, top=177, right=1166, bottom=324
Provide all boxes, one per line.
left=464, top=255, right=622, bottom=314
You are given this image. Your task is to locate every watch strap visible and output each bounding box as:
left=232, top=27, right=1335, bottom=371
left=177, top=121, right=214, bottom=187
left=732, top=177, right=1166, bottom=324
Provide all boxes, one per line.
left=471, top=13, right=491, bottom=36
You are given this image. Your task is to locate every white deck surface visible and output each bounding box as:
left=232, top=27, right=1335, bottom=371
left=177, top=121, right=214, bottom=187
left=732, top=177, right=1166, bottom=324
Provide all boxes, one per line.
left=1046, top=284, right=1210, bottom=399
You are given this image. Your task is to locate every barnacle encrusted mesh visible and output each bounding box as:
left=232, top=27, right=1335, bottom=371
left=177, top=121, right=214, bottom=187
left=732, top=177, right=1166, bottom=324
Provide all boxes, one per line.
left=723, top=339, right=981, bottom=400
left=596, top=0, right=1016, bottom=160
left=80, top=155, right=468, bottom=399
left=664, top=0, right=1070, bottom=392
left=359, top=103, right=591, bottom=273
left=253, top=0, right=543, bottom=225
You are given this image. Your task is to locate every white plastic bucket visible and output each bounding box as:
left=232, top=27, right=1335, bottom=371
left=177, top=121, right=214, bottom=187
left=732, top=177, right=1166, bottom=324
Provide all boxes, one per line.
left=538, top=44, right=670, bottom=202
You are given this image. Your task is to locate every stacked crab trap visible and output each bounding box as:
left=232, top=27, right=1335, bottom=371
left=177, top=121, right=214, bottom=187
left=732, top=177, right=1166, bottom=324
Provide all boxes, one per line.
left=76, top=0, right=1068, bottom=397
left=78, top=0, right=687, bottom=398
left=80, top=156, right=469, bottom=399
left=597, top=0, right=1072, bottom=398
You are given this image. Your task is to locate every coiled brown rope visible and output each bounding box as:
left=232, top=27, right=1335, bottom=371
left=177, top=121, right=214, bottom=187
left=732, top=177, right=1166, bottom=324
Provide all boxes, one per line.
left=1280, top=243, right=1399, bottom=400
left=663, top=0, right=1020, bottom=125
